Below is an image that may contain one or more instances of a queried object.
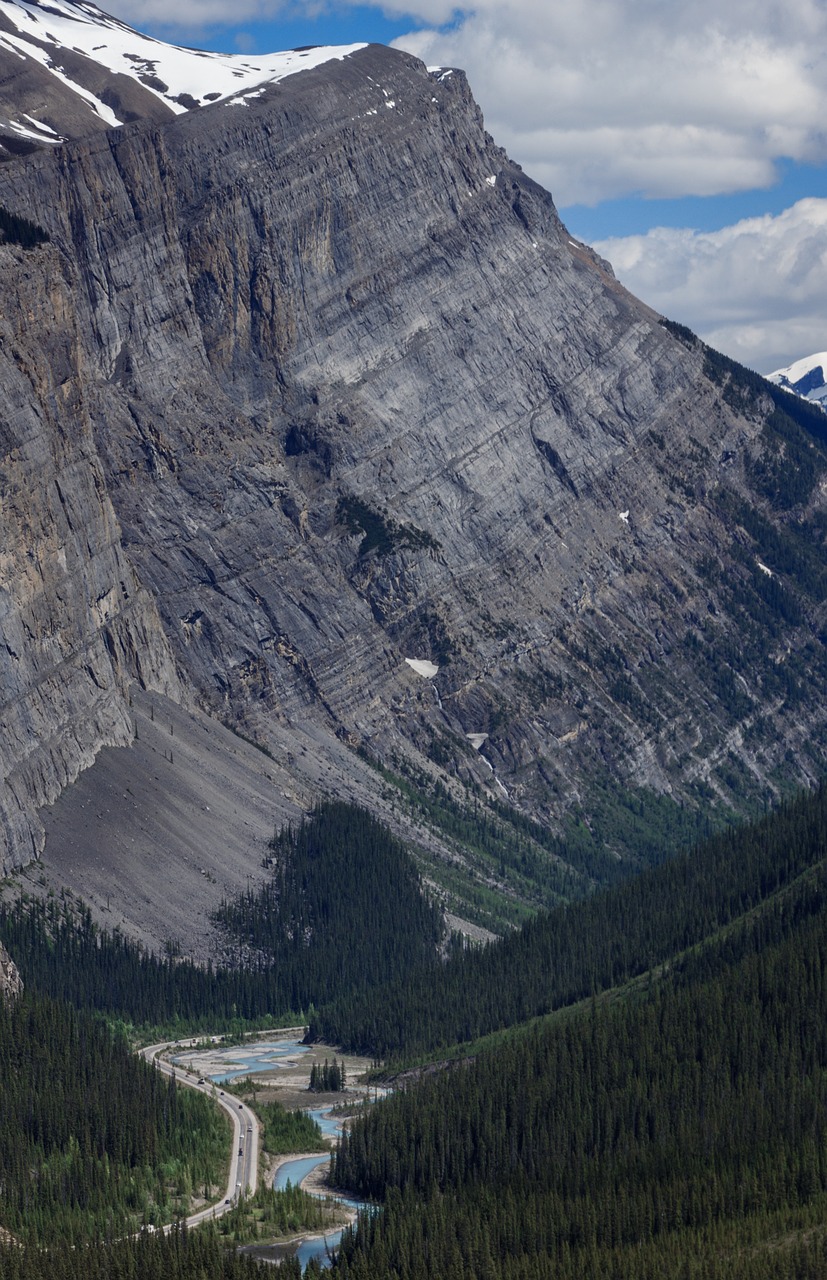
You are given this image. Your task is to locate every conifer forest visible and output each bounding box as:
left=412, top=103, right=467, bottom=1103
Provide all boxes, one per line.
left=3, top=786, right=827, bottom=1277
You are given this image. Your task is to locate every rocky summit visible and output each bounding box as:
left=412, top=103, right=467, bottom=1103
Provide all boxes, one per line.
left=767, top=351, right=827, bottom=413
left=2, top=5, right=827, bottom=949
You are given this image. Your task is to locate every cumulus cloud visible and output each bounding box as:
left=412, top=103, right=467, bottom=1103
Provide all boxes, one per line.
left=391, top=0, right=827, bottom=205
left=106, top=1, right=827, bottom=207
left=105, top=0, right=276, bottom=33
left=592, top=199, right=827, bottom=371
left=104, top=0, right=827, bottom=370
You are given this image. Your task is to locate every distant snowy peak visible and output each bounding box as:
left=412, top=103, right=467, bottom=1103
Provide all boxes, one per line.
left=0, top=0, right=365, bottom=153
left=766, top=351, right=827, bottom=413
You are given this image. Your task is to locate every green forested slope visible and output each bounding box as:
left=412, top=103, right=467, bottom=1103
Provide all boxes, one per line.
left=6, top=786, right=827, bottom=1280
left=6, top=786, right=827, bottom=1066
left=0, top=994, right=227, bottom=1245
left=310, top=783, right=827, bottom=1057
left=0, top=1223, right=293, bottom=1280
left=330, top=855, right=827, bottom=1279
left=215, top=799, right=443, bottom=988
left=0, top=801, right=442, bottom=1032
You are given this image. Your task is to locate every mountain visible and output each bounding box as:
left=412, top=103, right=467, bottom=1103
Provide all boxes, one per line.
left=0, top=0, right=364, bottom=151
left=2, top=2, right=827, bottom=952
left=766, top=351, right=827, bottom=412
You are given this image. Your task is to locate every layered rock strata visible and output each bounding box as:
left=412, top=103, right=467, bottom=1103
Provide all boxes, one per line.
left=1, top=44, right=825, bottom=894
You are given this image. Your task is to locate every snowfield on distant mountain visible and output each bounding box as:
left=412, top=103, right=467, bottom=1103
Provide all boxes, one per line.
left=767, top=349, right=827, bottom=412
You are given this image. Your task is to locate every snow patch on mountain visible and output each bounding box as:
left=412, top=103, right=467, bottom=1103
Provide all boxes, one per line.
left=9, top=112, right=62, bottom=141
left=766, top=351, right=827, bottom=413
left=0, top=0, right=365, bottom=124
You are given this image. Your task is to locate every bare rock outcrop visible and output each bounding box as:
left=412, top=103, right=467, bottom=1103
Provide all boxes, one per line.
left=0, top=939, right=22, bottom=1002
left=0, top=235, right=181, bottom=869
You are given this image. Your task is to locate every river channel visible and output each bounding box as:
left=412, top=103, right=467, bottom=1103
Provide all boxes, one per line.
left=273, top=1126, right=365, bottom=1271
left=172, top=1038, right=367, bottom=1270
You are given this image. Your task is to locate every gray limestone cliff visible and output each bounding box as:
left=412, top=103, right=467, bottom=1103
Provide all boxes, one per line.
left=0, top=235, right=180, bottom=867
left=1, top=45, right=826, bottom=893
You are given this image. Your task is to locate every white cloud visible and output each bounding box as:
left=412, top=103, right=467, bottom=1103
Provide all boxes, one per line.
left=105, top=0, right=274, bottom=31
left=105, top=1, right=827, bottom=207
left=392, top=0, right=827, bottom=206
left=102, top=0, right=827, bottom=370
left=592, top=198, right=827, bottom=372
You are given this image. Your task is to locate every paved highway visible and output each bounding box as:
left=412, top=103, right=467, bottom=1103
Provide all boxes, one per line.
left=140, top=1038, right=260, bottom=1229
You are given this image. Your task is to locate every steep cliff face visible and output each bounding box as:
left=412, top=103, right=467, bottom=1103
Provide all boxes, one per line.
left=0, top=235, right=180, bottom=867
left=1, top=43, right=826, bottom=890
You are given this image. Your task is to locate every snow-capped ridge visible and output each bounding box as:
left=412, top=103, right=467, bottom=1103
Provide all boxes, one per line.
left=0, top=0, right=366, bottom=146
left=766, top=350, right=827, bottom=413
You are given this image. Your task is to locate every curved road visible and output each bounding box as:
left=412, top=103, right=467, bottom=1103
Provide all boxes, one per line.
left=141, top=1038, right=260, bottom=1229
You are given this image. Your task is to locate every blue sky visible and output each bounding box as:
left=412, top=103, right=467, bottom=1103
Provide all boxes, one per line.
left=145, top=7, right=420, bottom=59
left=109, top=0, right=827, bottom=373
left=563, top=160, right=827, bottom=242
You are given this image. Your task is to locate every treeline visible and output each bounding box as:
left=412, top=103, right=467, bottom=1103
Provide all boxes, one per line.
left=330, top=858, right=827, bottom=1279
left=7, top=786, right=827, bottom=1064
left=365, top=756, right=608, bottom=918
left=310, top=781, right=827, bottom=1057
left=0, top=204, right=49, bottom=249
left=0, top=802, right=443, bottom=1031
left=215, top=800, right=443, bottom=1001
left=0, top=1223, right=287, bottom=1280
left=0, top=896, right=281, bottom=1030
left=0, top=993, right=226, bottom=1245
